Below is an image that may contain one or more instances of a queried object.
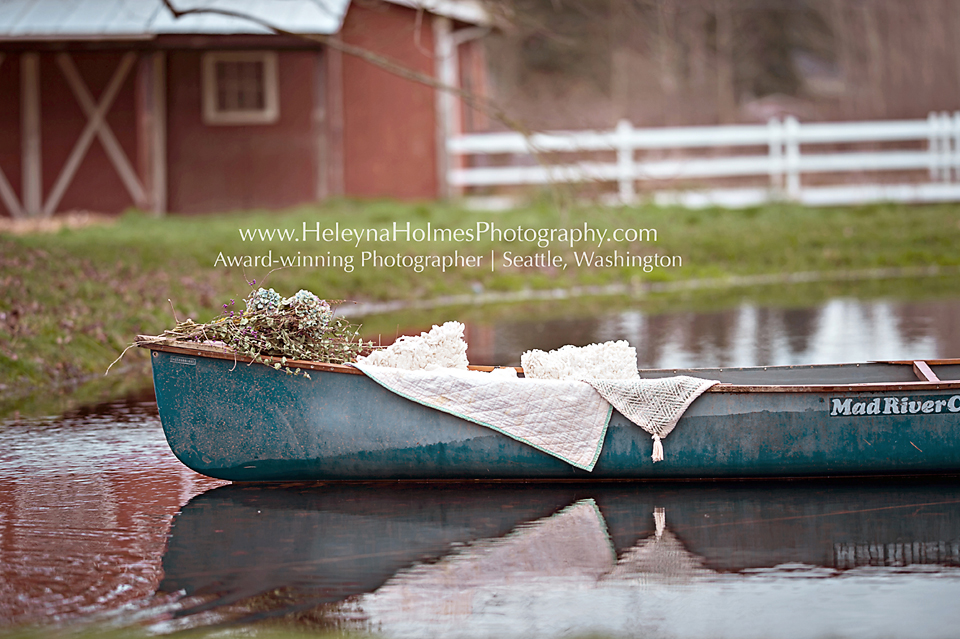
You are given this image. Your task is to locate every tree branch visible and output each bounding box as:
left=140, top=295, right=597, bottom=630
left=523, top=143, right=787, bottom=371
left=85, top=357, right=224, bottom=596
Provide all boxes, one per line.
left=159, top=0, right=531, bottom=135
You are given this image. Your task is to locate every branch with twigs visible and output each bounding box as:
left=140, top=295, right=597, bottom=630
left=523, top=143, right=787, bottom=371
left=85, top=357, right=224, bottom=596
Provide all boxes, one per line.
left=159, top=0, right=601, bottom=213
left=159, top=0, right=533, bottom=137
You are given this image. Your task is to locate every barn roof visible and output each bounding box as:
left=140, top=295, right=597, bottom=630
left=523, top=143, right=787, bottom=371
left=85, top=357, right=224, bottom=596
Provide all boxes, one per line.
left=0, top=0, right=488, bottom=40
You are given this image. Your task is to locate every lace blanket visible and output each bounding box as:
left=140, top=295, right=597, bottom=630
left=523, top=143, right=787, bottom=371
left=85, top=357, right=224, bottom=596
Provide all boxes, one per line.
left=586, top=376, right=719, bottom=461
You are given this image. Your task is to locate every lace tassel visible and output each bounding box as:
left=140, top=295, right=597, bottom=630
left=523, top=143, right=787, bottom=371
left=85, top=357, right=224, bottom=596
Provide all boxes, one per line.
left=652, top=434, right=664, bottom=462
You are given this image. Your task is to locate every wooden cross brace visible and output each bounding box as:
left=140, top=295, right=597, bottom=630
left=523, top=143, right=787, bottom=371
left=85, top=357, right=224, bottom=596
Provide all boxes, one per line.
left=44, top=52, right=147, bottom=217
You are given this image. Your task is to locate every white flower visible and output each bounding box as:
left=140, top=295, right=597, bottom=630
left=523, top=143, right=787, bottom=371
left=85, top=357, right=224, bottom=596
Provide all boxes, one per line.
left=522, top=340, right=638, bottom=381
left=358, top=321, right=469, bottom=370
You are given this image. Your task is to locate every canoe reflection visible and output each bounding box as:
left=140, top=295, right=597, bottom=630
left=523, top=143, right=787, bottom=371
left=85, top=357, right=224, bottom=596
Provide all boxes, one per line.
left=159, top=479, right=960, bottom=622
left=159, top=483, right=578, bottom=617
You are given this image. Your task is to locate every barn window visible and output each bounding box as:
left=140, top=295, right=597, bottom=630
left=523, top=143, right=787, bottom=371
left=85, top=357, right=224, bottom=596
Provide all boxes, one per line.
left=202, top=51, right=279, bottom=125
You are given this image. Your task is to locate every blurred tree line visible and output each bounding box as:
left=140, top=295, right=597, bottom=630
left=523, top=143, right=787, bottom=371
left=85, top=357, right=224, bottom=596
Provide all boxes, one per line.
left=479, top=0, right=960, bottom=129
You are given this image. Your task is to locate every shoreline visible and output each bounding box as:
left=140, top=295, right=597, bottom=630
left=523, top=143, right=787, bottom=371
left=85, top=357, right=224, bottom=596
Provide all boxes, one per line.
left=2, top=200, right=959, bottom=416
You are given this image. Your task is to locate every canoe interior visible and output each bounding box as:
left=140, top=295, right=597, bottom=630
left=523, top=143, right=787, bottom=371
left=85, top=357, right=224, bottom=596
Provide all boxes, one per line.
left=139, top=338, right=960, bottom=389
left=639, top=362, right=960, bottom=385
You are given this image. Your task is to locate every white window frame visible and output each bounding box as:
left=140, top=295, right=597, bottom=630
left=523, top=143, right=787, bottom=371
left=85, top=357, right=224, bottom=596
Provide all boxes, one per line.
left=201, top=51, right=279, bottom=125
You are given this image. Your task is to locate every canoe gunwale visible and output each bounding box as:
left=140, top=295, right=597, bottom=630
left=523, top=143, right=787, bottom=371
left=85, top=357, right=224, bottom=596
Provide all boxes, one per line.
left=138, top=337, right=960, bottom=394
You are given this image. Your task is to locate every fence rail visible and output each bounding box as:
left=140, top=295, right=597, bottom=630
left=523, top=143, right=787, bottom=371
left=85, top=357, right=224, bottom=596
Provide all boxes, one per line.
left=447, top=112, right=960, bottom=208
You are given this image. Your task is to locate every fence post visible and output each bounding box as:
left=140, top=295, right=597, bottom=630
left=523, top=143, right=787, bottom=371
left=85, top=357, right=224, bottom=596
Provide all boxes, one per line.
left=784, top=115, right=801, bottom=199
left=767, top=117, right=784, bottom=194
left=928, top=111, right=942, bottom=182
left=939, top=112, right=951, bottom=182
left=941, top=111, right=953, bottom=183
left=616, top=119, right=635, bottom=204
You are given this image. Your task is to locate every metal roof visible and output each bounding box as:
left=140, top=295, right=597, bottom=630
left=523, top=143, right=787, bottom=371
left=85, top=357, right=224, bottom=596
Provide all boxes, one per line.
left=0, top=0, right=487, bottom=40
left=150, top=0, right=351, bottom=35
left=386, top=0, right=489, bottom=26
left=0, top=0, right=163, bottom=39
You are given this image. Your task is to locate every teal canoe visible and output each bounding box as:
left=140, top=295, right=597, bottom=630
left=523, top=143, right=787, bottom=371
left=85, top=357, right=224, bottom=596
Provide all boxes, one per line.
left=142, top=339, right=960, bottom=482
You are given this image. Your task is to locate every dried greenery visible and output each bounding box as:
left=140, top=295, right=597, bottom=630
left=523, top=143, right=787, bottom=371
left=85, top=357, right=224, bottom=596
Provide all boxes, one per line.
left=154, top=286, right=376, bottom=375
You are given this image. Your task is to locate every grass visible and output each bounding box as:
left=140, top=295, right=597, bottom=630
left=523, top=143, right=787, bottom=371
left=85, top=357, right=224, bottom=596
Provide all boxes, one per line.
left=2, top=199, right=960, bottom=416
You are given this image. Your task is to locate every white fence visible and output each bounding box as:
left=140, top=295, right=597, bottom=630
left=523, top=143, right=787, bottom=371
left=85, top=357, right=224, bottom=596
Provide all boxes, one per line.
left=447, top=112, right=960, bottom=208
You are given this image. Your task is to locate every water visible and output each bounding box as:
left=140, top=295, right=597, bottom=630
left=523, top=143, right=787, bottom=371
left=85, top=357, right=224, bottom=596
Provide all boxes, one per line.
left=2, top=294, right=960, bottom=637
left=161, top=481, right=960, bottom=638
left=461, top=295, right=960, bottom=367
left=0, top=397, right=225, bottom=627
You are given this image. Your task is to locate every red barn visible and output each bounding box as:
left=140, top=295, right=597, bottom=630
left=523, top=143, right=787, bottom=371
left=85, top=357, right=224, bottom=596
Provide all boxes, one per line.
left=0, top=0, right=489, bottom=216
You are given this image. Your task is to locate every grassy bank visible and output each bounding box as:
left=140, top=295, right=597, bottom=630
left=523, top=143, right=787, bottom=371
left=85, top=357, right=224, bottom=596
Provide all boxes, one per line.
left=2, top=199, right=959, bottom=415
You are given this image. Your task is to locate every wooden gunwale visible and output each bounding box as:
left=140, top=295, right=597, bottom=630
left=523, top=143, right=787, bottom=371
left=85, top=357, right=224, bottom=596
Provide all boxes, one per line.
left=138, top=338, right=960, bottom=394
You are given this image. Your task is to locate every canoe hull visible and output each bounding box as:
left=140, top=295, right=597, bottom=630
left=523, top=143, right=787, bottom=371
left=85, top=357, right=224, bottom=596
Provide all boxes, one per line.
left=150, top=349, right=960, bottom=481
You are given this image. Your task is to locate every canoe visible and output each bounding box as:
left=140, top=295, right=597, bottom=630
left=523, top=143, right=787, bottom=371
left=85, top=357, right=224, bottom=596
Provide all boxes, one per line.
left=142, top=339, right=960, bottom=482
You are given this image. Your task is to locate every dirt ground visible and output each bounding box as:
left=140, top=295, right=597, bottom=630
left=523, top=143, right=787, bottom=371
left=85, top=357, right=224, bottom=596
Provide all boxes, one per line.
left=0, top=211, right=116, bottom=235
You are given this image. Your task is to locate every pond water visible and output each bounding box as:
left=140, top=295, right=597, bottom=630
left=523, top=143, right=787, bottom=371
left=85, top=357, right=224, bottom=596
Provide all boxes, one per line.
left=2, top=293, right=960, bottom=637
left=459, top=295, right=960, bottom=368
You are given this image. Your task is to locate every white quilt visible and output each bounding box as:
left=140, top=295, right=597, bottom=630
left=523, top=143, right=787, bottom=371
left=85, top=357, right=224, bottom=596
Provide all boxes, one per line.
left=353, top=364, right=718, bottom=469
left=354, top=364, right=612, bottom=471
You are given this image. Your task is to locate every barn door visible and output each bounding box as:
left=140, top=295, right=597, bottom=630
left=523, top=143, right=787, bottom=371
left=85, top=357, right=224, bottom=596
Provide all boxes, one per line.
left=2, top=50, right=165, bottom=219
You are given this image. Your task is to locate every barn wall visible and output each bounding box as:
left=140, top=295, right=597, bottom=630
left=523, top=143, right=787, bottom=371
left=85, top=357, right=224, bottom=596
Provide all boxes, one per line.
left=459, top=39, right=489, bottom=134
left=1, top=0, right=453, bottom=219
left=165, top=49, right=318, bottom=214
left=339, top=3, right=439, bottom=199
